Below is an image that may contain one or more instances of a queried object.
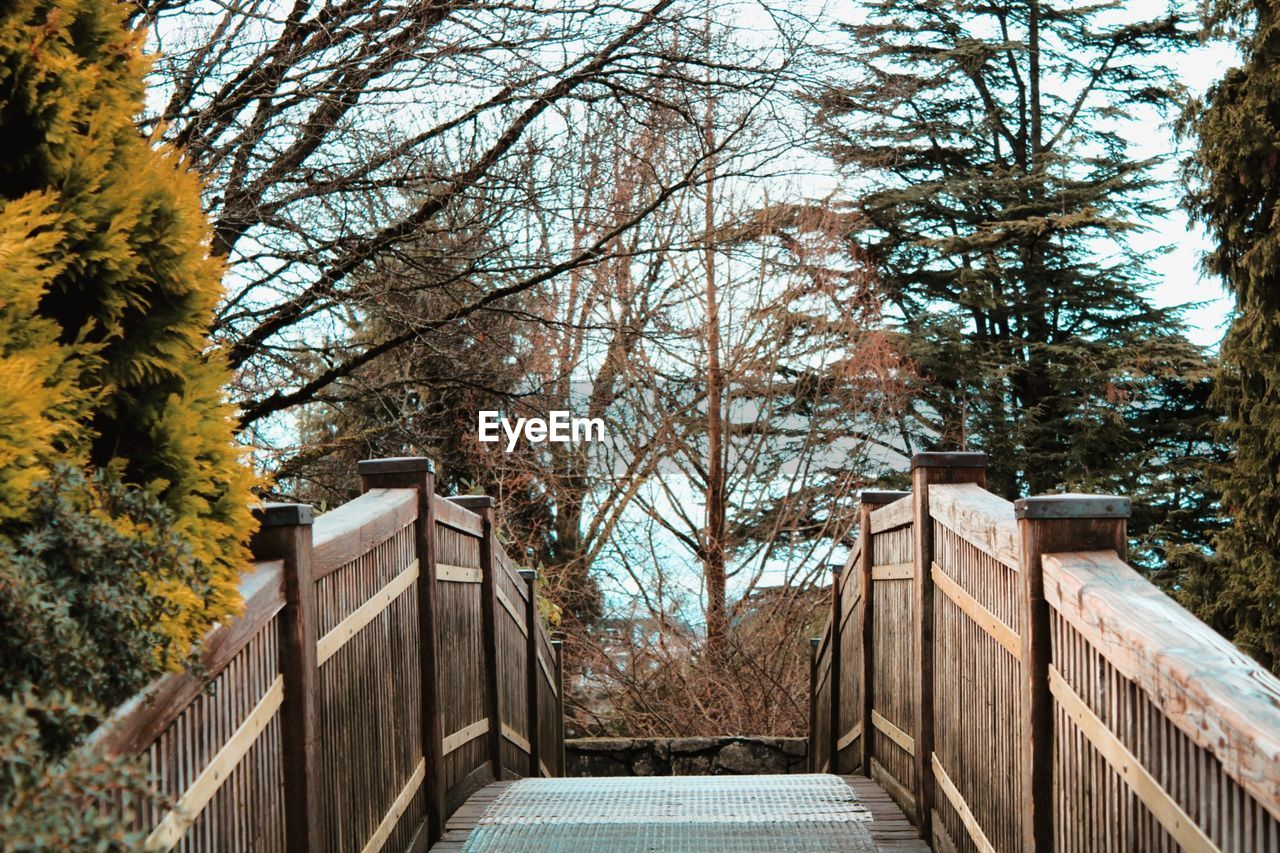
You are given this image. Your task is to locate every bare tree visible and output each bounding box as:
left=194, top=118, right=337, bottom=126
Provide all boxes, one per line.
left=132, top=0, right=805, bottom=441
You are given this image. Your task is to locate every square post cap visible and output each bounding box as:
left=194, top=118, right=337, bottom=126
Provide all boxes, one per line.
left=518, top=568, right=538, bottom=581
left=357, top=457, right=435, bottom=476
left=911, top=451, right=988, bottom=469
left=551, top=639, right=563, bottom=650
left=810, top=637, right=821, bottom=648
left=449, top=495, right=495, bottom=509
left=860, top=489, right=910, bottom=506
left=253, top=502, right=313, bottom=527
left=1014, top=494, right=1130, bottom=520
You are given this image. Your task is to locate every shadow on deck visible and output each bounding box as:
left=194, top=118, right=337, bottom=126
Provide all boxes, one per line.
left=431, top=773, right=928, bottom=852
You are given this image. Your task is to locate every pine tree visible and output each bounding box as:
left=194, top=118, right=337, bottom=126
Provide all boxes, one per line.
left=1183, top=0, right=1280, bottom=670
left=0, top=0, right=257, bottom=662
left=812, top=1, right=1216, bottom=559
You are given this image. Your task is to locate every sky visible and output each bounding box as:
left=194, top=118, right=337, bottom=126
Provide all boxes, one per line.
left=1138, top=41, right=1240, bottom=350
left=779, top=0, right=1244, bottom=349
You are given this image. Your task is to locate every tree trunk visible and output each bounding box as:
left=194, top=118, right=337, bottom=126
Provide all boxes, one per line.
left=703, top=76, right=728, bottom=660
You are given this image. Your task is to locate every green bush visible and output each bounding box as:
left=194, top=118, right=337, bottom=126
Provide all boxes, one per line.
left=0, top=466, right=212, bottom=754
left=0, top=690, right=148, bottom=851
left=0, top=0, right=258, bottom=664
left=0, top=467, right=202, bottom=843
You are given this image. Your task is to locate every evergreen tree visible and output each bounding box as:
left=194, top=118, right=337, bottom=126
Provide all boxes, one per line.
left=1, top=0, right=258, bottom=835
left=1183, top=0, right=1280, bottom=670
left=812, top=1, right=1216, bottom=558
left=0, top=0, right=257, bottom=662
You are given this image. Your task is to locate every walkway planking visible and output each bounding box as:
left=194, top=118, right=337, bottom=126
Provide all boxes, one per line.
left=431, top=774, right=927, bottom=852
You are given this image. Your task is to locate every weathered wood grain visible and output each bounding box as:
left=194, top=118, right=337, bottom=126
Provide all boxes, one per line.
left=312, top=488, right=416, bottom=578
left=316, top=558, right=418, bottom=666
left=931, top=562, right=1020, bottom=661
left=144, top=677, right=284, bottom=851
left=92, top=558, right=285, bottom=759
left=435, top=496, right=484, bottom=535
left=1049, top=667, right=1218, bottom=852
left=1043, top=549, right=1280, bottom=823
left=928, top=483, right=1018, bottom=571
left=910, top=452, right=988, bottom=837
left=870, top=494, right=913, bottom=534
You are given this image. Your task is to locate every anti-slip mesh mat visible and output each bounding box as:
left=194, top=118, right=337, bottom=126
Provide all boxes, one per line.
left=460, top=773, right=876, bottom=851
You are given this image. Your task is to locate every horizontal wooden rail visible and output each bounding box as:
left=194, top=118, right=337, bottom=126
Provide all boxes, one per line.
left=825, top=457, right=1280, bottom=852
left=312, top=487, right=416, bottom=577
left=316, top=557, right=418, bottom=666
left=435, top=496, right=484, bottom=535
left=145, top=676, right=284, bottom=850
left=1043, top=549, right=1280, bottom=823
left=928, top=483, right=1018, bottom=571
left=872, top=562, right=912, bottom=580
left=437, top=563, right=483, bottom=583
left=872, top=709, right=915, bottom=757
left=444, top=719, right=490, bottom=755
left=88, top=457, right=563, bottom=850
left=870, top=494, right=913, bottom=533
left=930, top=562, right=1020, bottom=660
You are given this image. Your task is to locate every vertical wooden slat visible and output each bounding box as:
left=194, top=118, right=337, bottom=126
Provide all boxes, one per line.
left=828, top=565, right=842, bottom=769
left=1016, top=493, right=1129, bottom=853
left=860, top=490, right=909, bottom=775
left=520, top=569, right=541, bottom=776
left=250, top=503, right=321, bottom=853
left=809, top=636, right=820, bottom=773
left=357, top=457, right=444, bottom=846
left=452, top=495, right=503, bottom=779
left=552, top=635, right=565, bottom=776
left=910, top=451, right=988, bottom=839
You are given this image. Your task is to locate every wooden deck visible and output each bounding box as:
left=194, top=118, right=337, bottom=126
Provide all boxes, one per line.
left=430, top=774, right=927, bottom=851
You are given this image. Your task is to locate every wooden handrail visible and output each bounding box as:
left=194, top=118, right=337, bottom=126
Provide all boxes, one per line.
left=85, top=458, right=563, bottom=851
left=1044, top=549, right=1280, bottom=823
left=90, top=557, right=286, bottom=759
left=311, top=487, right=416, bottom=577
left=868, top=493, right=913, bottom=533
left=839, top=467, right=1280, bottom=851
left=927, top=483, right=1018, bottom=571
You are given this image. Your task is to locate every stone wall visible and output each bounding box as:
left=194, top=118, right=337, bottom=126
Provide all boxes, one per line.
left=565, top=736, right=808, bottom=777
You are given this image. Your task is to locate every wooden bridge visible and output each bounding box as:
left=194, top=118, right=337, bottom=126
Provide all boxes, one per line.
left=89, top=453, right=1280, bottom=851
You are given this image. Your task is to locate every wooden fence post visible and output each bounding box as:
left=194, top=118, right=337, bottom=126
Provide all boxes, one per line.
left=251, top=503, right=322, bottom=853
left=809, top=636, right=820, bottom=773
left=911, top=452, right=987, bottom=839
left=452, top=495, right=503, bottom=780
left=357, top=457, right=446, bottom=845
left=859, top=489, right=909, bottom=775
left=519, top=568, right=540, bottom=777
left=1014, top=493, right=1129, bottom=853
left=828, top=565, right=843, bottom=769
left=551, top=634, right=565, bottom=776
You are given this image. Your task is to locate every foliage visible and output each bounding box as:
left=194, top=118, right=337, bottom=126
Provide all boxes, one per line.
left=812, top=0, right=1222, bottom=569
left=565, top=585, right=826, bottom=737
left=1182, top=0, right=1280, bottom=670
left=0, top=466, right=214, bottom=753
left=0, top=0, right=258, bottom=660
left=0, top=691, right=150, bottom=850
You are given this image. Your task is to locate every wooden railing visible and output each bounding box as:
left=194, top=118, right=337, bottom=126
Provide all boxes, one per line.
left=90, top=457, right=563, bottom=851
left=810, top=452, right=1280, bottom=852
